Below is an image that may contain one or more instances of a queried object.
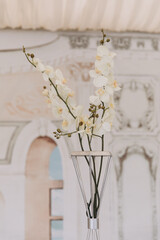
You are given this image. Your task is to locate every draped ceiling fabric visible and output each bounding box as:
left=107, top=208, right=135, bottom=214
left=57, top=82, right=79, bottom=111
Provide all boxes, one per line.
left=0, top=0, right=160, bottom=33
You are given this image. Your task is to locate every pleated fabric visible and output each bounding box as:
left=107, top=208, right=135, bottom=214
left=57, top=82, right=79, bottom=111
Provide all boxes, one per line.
left=0, top=0, right=160, bottom=33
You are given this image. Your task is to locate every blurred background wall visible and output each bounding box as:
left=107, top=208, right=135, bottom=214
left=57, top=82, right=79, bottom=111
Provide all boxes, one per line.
left=0, top=1, right=160, bottom=240
left=0, top=29, right=160, bottom=240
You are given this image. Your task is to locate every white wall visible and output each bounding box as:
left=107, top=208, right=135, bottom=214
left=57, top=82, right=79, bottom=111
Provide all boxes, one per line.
left=0, top=29, right=160, bottom=240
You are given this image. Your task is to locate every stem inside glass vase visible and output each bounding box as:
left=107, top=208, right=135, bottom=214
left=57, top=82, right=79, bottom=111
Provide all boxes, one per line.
left=71, top=151, right=112, bottom=240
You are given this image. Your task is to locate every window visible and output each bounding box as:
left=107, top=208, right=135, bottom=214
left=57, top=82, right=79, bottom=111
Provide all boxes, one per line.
left=25, top=137, right=64, bottom=240
left=49, top=147, right=64, bottom=240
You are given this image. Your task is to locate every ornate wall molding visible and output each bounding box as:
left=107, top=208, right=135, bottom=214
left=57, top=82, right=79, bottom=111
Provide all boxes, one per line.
left=111, top=138, right=159, bottom=240
left=1, top=30, right=160, bottom=74
left=111, top=37, right=131, bottom=50
left=0, top=120, right=60, bottom=165
left=0, top=122, right=28, bottom=164
left=113, top=75, right=160, bottom=135
left=68, top=35, right=89, bottom=49
left=61, top=31, right=160, bottom=52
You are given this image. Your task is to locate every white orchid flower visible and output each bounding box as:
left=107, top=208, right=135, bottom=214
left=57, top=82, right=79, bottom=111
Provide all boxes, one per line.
left=86, top=119, right=94, bottom=127
left=62, top=116, right=75, bottom=131
left=73, top=105, right=84, bottom=117
left=52, top=106, right=63, bottom=119
left=76, top=114, right=88, bottom=129
left=104, top=85, right=114, bottom=96
left=108, top=51, right=116, bottom=58
left=32, top=57, right=40, bottom=65
left=90, top=70, right=109, bottom=87
left=102, top=107, right=115, bottom=123
left=84, top=127, right=92, bottom=135
left=67, top=97, right=76, bottom=109
left=51, top=99, right=66, bottom=118
left=111, top=80, right=121, bottom=91
left=42, top=66, right=55, bottom=81
left=102, top=121, right=112, bottom=132
left=95, top=88, right=110, bottom=103
left=37, top=62, right=45, bottom=72
left=62, top=119, right=70, bottom=131
left=95, top=59, right=111, bottom=77
left=96, top=49, right=114, bottom=68
left=101, top=106, right=114, bottom=132
left=42, top=89, right=49, bottom=96
left=89, top=95, right=101, bottom=106
left=97, top=45, right=116, bottom=59
left=93, top=75, right=108, bottom=88
left=93, top=123, right=104, bottom=135
left=57, top=84, right=74, bottom=100
left=24, top=33, right=120, bottom=141
left=89, top=69, right=101, bottom=78
left=76, top=116, right=94, bottom=136
left=48, top=86, right=57, bottom=100
left=32, top=57, right=45, bottom=72
left=97, top=45, right=109, bottom=57
left=55, top=69, right=67, bottom=85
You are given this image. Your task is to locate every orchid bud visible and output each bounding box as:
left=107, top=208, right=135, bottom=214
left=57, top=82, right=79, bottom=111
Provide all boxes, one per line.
left=79, top=121, right=83, bottom=126
left=22, top=46, right=25, bottom=53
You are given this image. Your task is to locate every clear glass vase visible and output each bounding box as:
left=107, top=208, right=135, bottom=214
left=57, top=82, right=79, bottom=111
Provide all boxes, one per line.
left=71, top=151, right=112, bottom=240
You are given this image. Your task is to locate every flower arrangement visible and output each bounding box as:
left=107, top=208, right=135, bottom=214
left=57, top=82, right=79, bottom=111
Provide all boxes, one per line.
left=23, top=30, right=120, bottom=144
left=23, top=30, right=120, bottom=219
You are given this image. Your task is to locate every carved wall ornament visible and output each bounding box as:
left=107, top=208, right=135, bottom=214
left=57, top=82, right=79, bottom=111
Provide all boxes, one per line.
left=69, top=35, right=89, bottom=48
left=113, top=77, right=158, bottom=134
left=113, top=142, right=158, bottom=182
left=5, top=89, right=53, bottom=120
left=1, top=31, right=160, bottom=75
left=66, top=62, right=94, bottom=82
left=111, top=139, right=159, bottom=240
left=111, top=37, right=131, bottom=50
left=0, top=121, right=28, bottom=164
left=137, top=41, right=145, bottom=48
left=152, top=39, right=159, bottom=51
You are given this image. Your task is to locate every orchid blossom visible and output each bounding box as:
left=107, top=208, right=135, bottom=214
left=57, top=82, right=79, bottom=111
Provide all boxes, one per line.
left=23, top=31, right=120, bottom=142
left=23, top=30, right=120, bottom=218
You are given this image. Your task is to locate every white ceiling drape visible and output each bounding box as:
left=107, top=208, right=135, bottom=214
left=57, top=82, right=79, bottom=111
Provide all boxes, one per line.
left=0, top=0, right=160, bottom=33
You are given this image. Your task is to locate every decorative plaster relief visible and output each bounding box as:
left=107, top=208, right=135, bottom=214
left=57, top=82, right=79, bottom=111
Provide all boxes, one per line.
left=152, top=39, right=159, bottom=51
left=113, top=76, right=159, bottom=135
left=0, top=126, right=15, bottom=159
left=112, top=37, right=131, bottom=50
left=0, top=72, right=53, bottom=121
left=111, top=138, right=159, bottom=240
left=1, top=31, right=160, bottom=75
left=0, top=122, right=27, bottom=164
left=112, top=140, right=158, bottom=182
left=65, top=61, right=94, bottom=82
left=5, top=89, right=50, bottom=119
left=63, top=32, right=160, bottom=52
left=52, top=56, right=94, bottom=84
left=68, top=35, right=89, bottom=48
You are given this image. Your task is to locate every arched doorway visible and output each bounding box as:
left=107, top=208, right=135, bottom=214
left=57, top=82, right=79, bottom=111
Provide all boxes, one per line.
left=25, top=136, right=63, bottom=240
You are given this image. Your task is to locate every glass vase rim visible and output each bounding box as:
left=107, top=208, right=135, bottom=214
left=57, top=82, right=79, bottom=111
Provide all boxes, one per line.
left=71, top=151, right=112, bottom=157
